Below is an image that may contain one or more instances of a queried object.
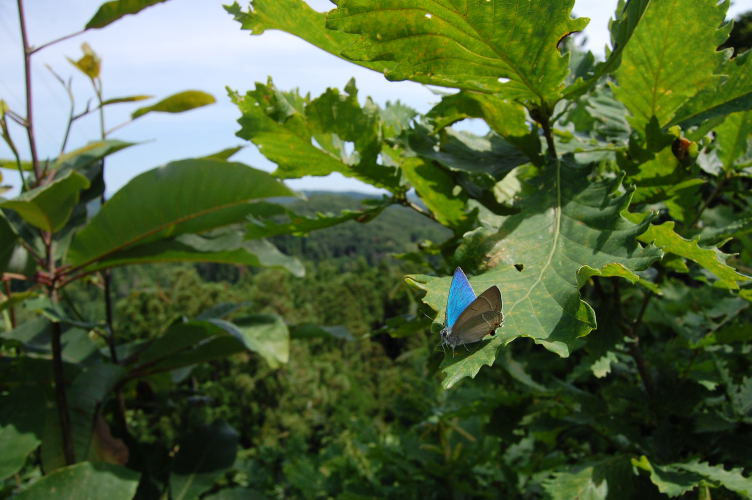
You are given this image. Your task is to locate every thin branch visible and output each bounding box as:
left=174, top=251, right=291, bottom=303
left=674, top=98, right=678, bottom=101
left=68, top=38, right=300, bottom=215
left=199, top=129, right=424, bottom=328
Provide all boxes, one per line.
left=624, top=291, right=655, bottom=395
left=51, top=319, right=75, bottom=464
left=16, top=0, right=41, bottom=183
left=30, top=29, right=86, bottom=55
left=3, top=281, right=17, bottom=329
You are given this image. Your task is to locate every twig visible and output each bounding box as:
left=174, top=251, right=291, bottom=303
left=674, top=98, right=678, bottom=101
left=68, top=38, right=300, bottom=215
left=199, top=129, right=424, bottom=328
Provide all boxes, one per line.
left=31, top=29, right=86, bottom=55
left=3, top=281, right=17, bottom=329
left=51, top=318, right=75, bottom=464
left=624, top=291, right=655, bottom=395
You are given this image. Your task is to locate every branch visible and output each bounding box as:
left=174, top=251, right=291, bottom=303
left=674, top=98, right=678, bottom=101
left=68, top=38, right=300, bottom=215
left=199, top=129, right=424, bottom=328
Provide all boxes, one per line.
left=31, top=29, right=86, bottom=55
left=15, top=0, right=41, bottom=183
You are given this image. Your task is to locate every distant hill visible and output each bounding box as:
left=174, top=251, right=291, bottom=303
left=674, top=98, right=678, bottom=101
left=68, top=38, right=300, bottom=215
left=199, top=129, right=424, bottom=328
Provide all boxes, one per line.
left=271, top=191, right=451, bottom=264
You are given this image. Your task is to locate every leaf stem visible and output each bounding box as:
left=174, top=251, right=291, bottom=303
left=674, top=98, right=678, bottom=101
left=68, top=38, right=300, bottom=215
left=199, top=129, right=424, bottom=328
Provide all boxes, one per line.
left=3, top=280, right=17, bottom=329
left=31, top=29, right=86, bottom=55
left=51, top=300, right=76, bottom=465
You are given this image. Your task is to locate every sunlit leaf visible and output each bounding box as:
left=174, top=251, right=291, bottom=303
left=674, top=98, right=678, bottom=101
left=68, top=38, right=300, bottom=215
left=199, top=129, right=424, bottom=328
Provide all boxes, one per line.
left=408, top=160, right=661, bottom=387
left=613, top=0, right=730, bottom=132
left=67, top=43, right=101, bottom=80
left=326, top=0, right=588, bottom=105
left=86, top=0, right=170, bottom=29
left=131, top=90, right=215, bottom=119
left=638, top=221, right=750, bottom=289
left=0, top=170, right=90, bottom=232
left=633, top=456, right=752, bottom=498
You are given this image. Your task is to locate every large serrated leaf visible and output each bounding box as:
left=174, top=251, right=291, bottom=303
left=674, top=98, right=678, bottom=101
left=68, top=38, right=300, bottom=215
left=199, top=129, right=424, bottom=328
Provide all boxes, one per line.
left=613, top=0, right=730, bottom=132
left=326, top=0, right=588, bottom=105
left=231, top=79, right=402, bottom=190
left=66, top=159, right=293, bottom=270
left=673, top=50, right=752, bottom=127
left=409, top=161, right=661, bottom=387
left=638, top=221, right=750, bottom=289
left=633, top=456, right=752, bottom=498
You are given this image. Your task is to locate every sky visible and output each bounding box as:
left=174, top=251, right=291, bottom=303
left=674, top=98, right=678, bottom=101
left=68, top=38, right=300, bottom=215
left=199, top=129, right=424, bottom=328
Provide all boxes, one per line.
left=1, top=0, right=751, bottom=196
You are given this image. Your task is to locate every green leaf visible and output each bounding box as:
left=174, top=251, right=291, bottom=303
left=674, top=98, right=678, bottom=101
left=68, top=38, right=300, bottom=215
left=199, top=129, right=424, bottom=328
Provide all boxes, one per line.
left=226, top=0, right=389, bottom=73
left=79, top=233, right=304, bottom=277
left=221, top=314, right=290, bottom=369
left=16, top=462, right=139, bottom=500
left=326, top=0, right=588, bottom=105
left=563, top=0, right=650, bottom=99
left=0, top=214, right=16, bottom=274
left=714, top=110, right=752, bottom=170
left=673, top=50, right=752, bottom=127
left=543, top=457, right=636, bottom=500
left=638, top=222, right=750, bottom=289
left=41, top=363, right=126, bottom=472
left=231, top=79, right=402, bottom=190
left=199, top=146, right=245, bottom=161
left=613, top=0, right=730, bottom=132
left=131, top=90, right=215, bottom=119
left=399, top=157, right=469, bottom=230
left=66, top=159, right=293, bottom=270
left=0, top=170, right=90, bottom=232
left=67, top=43, right=101, bottom=80
left=99, top=95, right=152, bottom=106
left=85, top=0, right=170, bottom=29
left=0, top=388, right=46, bottom=479
left=633, top=456, right=752, bottom=498
left=0, top=158, right=33, bottom=171
left=245, top=201, right=387, bottom=238
left=627, top=146, right=704, bottom=223
left=56, top=139, right=136, bottom=172
left=170, top=422, right=239, bottom=500
left=408, top=161, right=661, bottom=378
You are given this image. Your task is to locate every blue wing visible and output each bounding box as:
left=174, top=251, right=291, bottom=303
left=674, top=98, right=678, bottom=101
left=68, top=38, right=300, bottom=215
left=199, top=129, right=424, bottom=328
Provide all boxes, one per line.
left=445, top=267, right=477, bottom=328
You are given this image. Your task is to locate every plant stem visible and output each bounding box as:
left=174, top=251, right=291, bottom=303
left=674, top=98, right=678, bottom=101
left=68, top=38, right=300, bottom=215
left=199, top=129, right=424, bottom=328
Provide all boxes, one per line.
left=3, top=280, right=17, bottom=329
left=31, top=29, right=86, bottom=55
left=16, top=0, right=41, bottom=183
left=51, top=297, right=76, bottom=465
left=625, top=291, right=655, bottom=395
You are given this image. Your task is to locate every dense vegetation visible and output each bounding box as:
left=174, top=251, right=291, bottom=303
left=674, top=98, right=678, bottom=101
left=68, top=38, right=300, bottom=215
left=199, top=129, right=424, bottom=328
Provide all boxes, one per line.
left=2, top=0, right=752, bottom=498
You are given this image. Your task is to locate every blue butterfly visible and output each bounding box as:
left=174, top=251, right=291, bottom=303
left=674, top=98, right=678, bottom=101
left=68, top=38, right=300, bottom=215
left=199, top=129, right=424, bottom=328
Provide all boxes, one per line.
left=440, top=267, right=503, bottom=349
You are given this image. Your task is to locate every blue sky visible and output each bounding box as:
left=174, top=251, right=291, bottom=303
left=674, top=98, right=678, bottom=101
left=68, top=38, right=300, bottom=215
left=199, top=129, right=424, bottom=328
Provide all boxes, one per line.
left=1, top=0, right=750, bottom=195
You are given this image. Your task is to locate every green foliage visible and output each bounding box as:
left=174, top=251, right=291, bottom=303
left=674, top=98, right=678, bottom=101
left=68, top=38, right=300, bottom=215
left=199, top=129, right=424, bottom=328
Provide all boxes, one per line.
left=3, top=0, right=752, bottom=499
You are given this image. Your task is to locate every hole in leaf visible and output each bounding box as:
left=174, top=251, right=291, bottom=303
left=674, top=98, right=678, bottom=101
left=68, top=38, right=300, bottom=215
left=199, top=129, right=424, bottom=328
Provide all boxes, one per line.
left=425, top=13, right=432, bottom=19
left=498, top=77, right=510, bottom=84
left=514, top=264, right=524, bottom=272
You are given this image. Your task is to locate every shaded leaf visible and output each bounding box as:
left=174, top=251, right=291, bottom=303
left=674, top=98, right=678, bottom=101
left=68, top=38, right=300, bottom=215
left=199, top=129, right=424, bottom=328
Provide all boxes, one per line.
left=326, top=0, right=588, bottom=104
left=79, top=232, right=304, bottom=277
left=16, top=462, right=139, bottom=500
left=171, top=422, right=239, bottom=500
left=399, top=157, right=469, bottom=230
left=0, top=170, right=90, bottom=232
left=56, top=140, right=136, bottom=173
left=86, top=0, right=170, bottom=29
left=613, top=0, right=729, bottom=132
left=638, top=221, right=750, bottom=289
left=131, top=90, right=215, bottom=119
left=66, top=159, right=293, bottom=270
left=543, top=457, right=636, bottom=500
left=220, top=314, right=290, bottom=369
left=0, top=388, right=46, bottom=479
left=0, top=214, right=16, bottom=273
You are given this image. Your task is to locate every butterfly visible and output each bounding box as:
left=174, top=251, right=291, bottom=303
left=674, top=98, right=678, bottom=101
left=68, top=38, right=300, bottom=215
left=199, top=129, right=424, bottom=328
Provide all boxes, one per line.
left=440, top=267, right=503, bottom=350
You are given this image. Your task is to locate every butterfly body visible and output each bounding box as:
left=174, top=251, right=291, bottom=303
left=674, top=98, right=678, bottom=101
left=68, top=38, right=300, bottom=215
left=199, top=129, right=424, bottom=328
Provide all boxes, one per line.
left=440, top=267, right=503, bottom=349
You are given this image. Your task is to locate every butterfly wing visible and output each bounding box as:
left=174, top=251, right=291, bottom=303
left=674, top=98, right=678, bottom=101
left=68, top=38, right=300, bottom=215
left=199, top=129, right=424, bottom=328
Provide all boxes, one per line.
left=445, top=267, right=477, bottom=328
left=447, top=286, right=503, bottom=346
